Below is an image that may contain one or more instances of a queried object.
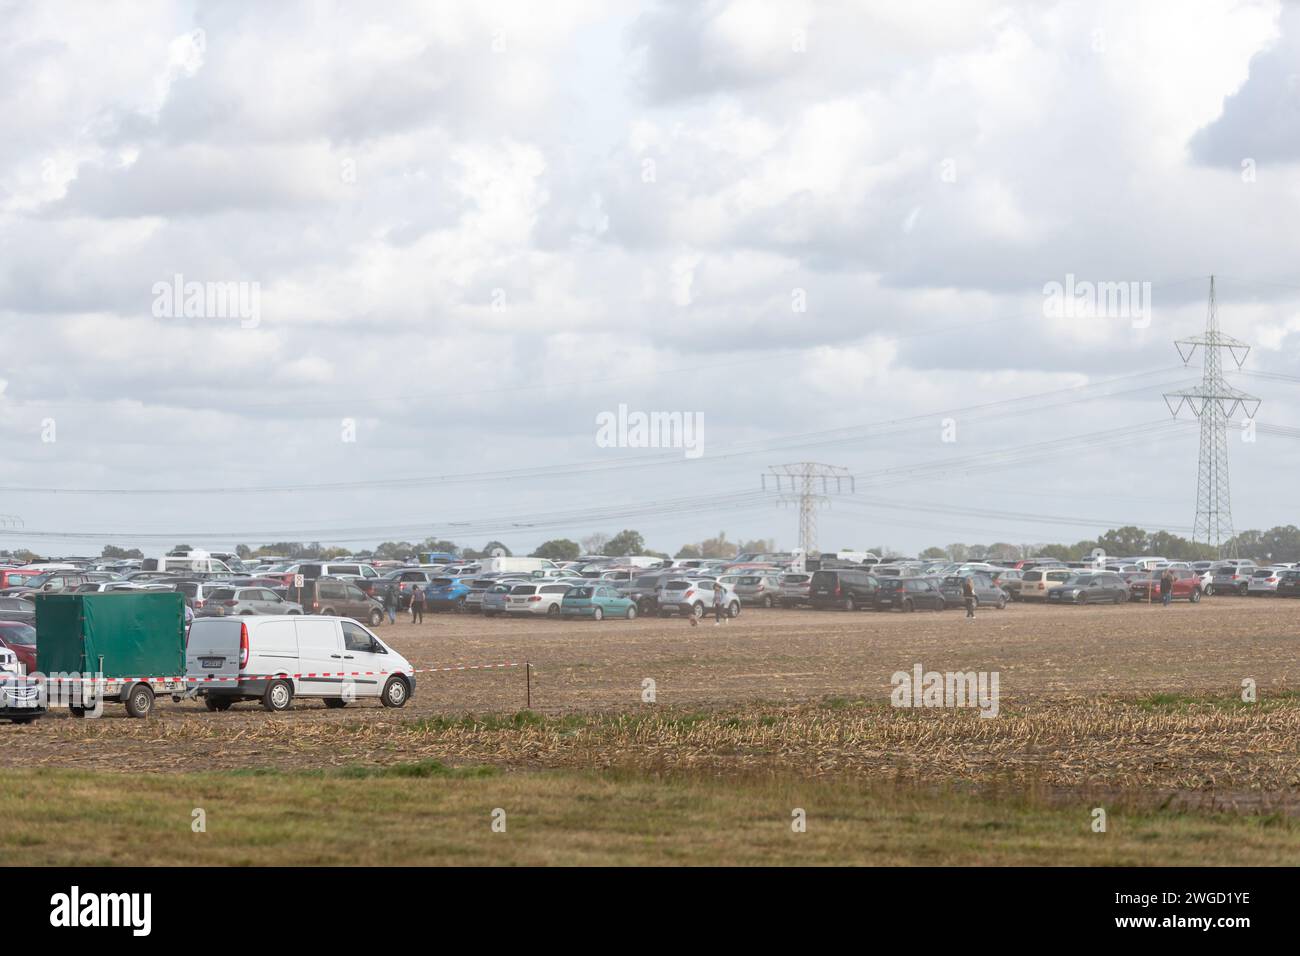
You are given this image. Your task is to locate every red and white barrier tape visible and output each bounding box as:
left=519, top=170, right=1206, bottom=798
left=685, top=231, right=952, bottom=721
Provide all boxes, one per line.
left=6, top=662, right=526, bottom=686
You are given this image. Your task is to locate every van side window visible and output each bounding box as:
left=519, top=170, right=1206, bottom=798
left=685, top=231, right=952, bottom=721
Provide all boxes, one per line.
left=342, top=622, right=375, bottom=652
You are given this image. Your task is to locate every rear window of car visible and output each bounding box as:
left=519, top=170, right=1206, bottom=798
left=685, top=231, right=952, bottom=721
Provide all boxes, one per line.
left=540, top=585, right=570, bottom=594
left=1252, top=569, right=1273, bottom=577
left=509, top=585, right=537, bottom=595
left=663, top=580, right=690, bottom=590
left=469, top=580, right=496, bottom=589
left=738, top=576, right=760, bottom=584
left=810, top=571, right=838, bottom=588
left=1023, top=571, right=1042, bottom=582
left=209, top=589, right=236, bottom=601
left=783, top=574, right=810, bottom=584
left=430, top=578, right=454, bottom=586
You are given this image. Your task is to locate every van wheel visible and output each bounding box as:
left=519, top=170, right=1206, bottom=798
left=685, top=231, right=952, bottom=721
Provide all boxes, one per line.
left=69, top=705, right=87, bottom=718
left=369, top=608, right=384, bottom=626
left=262, top=680, right=293, bottom=712
left=626, top=604, right=637, bottom=620
left=204, top=697, right=233, bottom=712
left=844, top=597, right=856, bottom=611
left=125, top=683, right=155, bottom=718
left=592, top=606, right=604, bottom=621
left=381, top=676, right=409, bottom=708
left=323, top=698, right=347, bottom=709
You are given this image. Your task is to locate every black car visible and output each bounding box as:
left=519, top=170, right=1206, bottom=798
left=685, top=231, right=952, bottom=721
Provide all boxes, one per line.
left=809, top=569, right=882, bottom=610
left=875, top=576, right=947, bottom=611
left=0, top=596, right=35, bottom=625
left=937, top=574, right=1008, bottom=610
left=1046, top=573, right=1129, bottom=605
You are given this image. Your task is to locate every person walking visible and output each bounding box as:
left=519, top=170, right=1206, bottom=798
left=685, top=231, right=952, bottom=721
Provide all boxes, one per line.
left=962, top=575, right=976, bottom=620
left=713, top=581, right=727, bottom=626
left=1161, top=568, right=1174, bottom=607
left=383, top=582, right=398, bottom=625
left=410, top=583, right=426, bottom=624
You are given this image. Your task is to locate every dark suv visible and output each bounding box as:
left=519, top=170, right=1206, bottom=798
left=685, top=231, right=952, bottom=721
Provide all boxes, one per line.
left=809, top=569, right=881, bottom=611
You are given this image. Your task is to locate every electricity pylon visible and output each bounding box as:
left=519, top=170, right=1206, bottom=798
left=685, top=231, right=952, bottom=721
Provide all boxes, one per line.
left=762, top=463, right=854, bottom=555
left=1162, top=276, right=1259, bottom=556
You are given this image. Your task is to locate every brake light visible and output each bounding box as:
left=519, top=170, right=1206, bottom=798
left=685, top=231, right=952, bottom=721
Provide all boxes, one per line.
left=528, top=596, right=542, bottom=602
left=239, top=621, right=249, bottom=668
left=224, top=600, right=238, bottom=606
left=312, top=600, right=319, bottom=610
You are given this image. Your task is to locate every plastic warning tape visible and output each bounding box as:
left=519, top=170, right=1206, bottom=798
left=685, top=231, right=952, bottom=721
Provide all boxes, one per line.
left=9, top=662, right=525, bottom=685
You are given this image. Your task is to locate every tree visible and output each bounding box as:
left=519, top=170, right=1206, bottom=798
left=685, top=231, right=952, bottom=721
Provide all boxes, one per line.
left=605, top=529, right=645, bottom=556
left=675, top=544, right=703, bottom=559
left=945, top=543, right=969, bottom=562
left=101, top=545, right=143, bottom=559
left=987, top=542, right=1019, bottom=561
left=235, top=544, right=253, bottom=559
left=738, top=538, right=774, bottom=555
left=581, top=533, right=609, bottom=555
left=920, top=546, right=947, bottom=560
left=419, top=539, right=459, bottom=556
left=532, top=539, right=580, bottom=562
left=698, top=531, right=737, bottom=559
left=374, top=541, right=415, bottom=561
left=1096, top=526, right=1149, bottom=556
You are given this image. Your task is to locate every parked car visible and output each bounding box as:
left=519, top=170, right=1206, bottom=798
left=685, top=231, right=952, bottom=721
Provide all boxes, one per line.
left=624, top=572, right=671, bottom=615
left=1276, top=569, right=1300, bottom=598
left=937, top=574, right=1008, bottom=609
left=196, top=586, right=306, bottom=619
left=1047, top=572, right=1130, bottom=605
left=875, top=576, right=947, bottom=612
left=284, top=577, right=383, bottom=625
left=655, top=579, right=741, bottom=618
left=481, top=584, right=513, bottom=617
left=733, top=574, right=784, bottom=608
left=1, top=570, right=90, bottom=595
left=1209, top=563, right=1257, bottom=596
left=186, top=615, right=416, bottom=711
left=560, top=584, right=638, bottom=620
left=989, top=568, right=1024, bottom=599
left=461, top=578, right=502, bottom=613
left=378, top=568, right=444, bottom=608
left=423, top=577, right=474, bottom=612
left=503, top=582, right=574, bottom=617
left=779, top=572, right=812, bottom=607
left=0, top=596, right=35, bottom=624
left=808, top=569, right=882, bottom=611
left=0, top=645, right=42, bottom=723
left=1018, top=568, right=1074, bottom=600
left=0, top=569, right=43, bottom=590
left=0, top=621, right=38, bottom=673
left=1128, top=569, right=1203, bottom=602
left=1246, top=567, right=1288, bottom=596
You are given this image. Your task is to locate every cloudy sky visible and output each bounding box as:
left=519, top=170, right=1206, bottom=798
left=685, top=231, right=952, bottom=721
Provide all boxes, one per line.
left=2, top=0, right=1300, bottom=559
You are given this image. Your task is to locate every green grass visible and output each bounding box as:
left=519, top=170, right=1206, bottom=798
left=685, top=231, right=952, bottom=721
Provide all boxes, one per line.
left=1, top=763, right=1297, bottom=866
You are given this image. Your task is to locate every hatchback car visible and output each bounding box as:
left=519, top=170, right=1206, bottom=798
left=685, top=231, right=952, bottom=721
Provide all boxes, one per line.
left=0, top=621, right=37, bottom=673
left=423, top=577, right=474, bottom=612
left=1018, top=568, right=1074, bottom=600
left=1047, top=573, right=1129, bottom=604
left=1247, top=567, right=1288, bottom=596
left=655, top=580, right=740, bottom=618
left=875, top=576, right=946, bottom=611
left=0, top=596, right=35, bottom=625
left=808, top=569, right=882, bottom=610
left=937, top=574, right=1008, bottom=609
left=733, top=574, right=784, bottom=608
left=560, top=585, right=638, bottom=620
left=1129, top=569, right=1203, bottom=603
left=1276, top=569, right=1300, bottom=598
left=1209, top=563, right=1256, bottom=596
left=504, top=583, right=574, bottom=617
left=780, top=573, right=812, bottom=607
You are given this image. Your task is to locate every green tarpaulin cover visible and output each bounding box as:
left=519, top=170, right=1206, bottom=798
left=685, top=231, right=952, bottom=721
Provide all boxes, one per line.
left=35, top=592, right=185, bottom=678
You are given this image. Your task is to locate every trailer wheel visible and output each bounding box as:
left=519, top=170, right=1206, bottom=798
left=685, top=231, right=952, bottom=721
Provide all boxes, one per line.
left=323, top=698, right=347, bottom=709
left=125, top=683, right=155, bottom=718
left=262, top=679, right=293, bottom=712
left=7, top=715, right=39, bottom=725
left=69, top=705, right=87, bottom=718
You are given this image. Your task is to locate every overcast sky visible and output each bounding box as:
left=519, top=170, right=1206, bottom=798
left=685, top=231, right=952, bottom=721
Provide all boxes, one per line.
left=2, top=0, right=1300, bottom=559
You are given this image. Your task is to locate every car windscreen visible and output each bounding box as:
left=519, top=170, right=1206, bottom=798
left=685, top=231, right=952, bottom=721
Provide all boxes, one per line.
left=568, top=587, right=593, bottom=598
left=0, top=623, right=36, bottom=644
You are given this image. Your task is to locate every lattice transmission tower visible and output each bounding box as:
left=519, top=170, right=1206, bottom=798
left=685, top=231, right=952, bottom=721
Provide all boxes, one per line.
left=762, top=463, right=854, bottom=555
left=1162, top=276, right=1260, bottom=556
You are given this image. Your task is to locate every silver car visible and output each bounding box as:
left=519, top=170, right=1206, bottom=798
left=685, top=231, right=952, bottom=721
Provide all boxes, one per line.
left=196, top=586, right=303, bottom=617
left=504, top=582, right=574, bottom=617
left=780, top=572, right=812, bottom=607
left=733, top=574, right=784, bottom=608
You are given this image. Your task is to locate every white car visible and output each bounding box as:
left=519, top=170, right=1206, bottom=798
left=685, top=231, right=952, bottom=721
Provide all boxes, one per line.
left=655, top=579, right=741, bottom=618
left=503, top=582, right=575, bottom=617
left=1247, top=567, right=1289, bottom=596
left=186, top=615, right=415, bottom=711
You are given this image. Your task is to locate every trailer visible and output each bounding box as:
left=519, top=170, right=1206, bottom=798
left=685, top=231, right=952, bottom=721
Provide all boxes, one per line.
left=35, top=591, right=188, bottom=718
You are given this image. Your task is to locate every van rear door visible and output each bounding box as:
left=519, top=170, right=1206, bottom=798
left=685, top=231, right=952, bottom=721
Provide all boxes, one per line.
left=294, top=618, right=344, bottom=697
left=186, top=618, right=243, bottom=685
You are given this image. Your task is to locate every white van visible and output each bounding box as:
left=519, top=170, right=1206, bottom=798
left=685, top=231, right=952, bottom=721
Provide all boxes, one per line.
left=143, top=550, right=233, bottom=575
left=186, top=615, right=415, bottom=712
left=479, top=556, right=559, bottom=575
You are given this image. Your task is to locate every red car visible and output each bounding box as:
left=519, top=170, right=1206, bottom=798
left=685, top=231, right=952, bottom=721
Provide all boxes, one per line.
left=0, top=569, right=41, bottom=590
left=0, top=621, right=37, bottom=673
left=1128, top=569, right=1203, bottom=603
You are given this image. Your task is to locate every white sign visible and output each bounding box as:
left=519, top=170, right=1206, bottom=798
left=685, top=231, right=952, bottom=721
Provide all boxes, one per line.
left=294, top=575, right=305, bottom=588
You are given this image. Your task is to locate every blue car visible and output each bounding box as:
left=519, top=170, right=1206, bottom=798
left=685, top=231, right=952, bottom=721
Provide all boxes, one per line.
left=560, top=585, right=637, bottom=621
left=423, top=576, right=473, bottom=612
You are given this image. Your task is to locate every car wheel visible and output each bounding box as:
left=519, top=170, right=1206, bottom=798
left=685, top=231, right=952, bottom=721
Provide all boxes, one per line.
left=997, top=595, right=1007, bottom=610
left=381, top=676, right=410, bottom=708
left=844, top=597, right=856, bottom=611
left=626, top=604, right=637, bottom=620
left=729, top=601, right=741, bottom=618
left=262, top=679, right=293, bottom=712
left=369, top=608, right=384, bottom=626
left=204, top=697, right=233, bottom=712
left=323, top=698, right=347, bottom=709
left=1113, top=592, right=1124, bottom=605
left=902, top=598, right=914, bottom=613
left=1189, top=589, right=1201, bottom=603
left=320, top=607, right=336, bottom=617
left=547, top=603, right=561, bottom=618
left=125, top=683, right=155, bottom=718
left=692, top=602, right=704, bottom=619
left=592, top=606, right=604, bottom=621
left=1238, top=583, right=1249, bottom=596
left=762, top=595, right=773, bottom=608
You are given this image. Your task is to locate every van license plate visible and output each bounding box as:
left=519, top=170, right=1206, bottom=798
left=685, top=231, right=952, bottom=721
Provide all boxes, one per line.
left=200, top=658, right=224, bottom=669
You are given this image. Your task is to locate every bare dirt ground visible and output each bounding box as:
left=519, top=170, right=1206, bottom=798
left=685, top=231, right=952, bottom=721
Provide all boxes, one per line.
left=2, top=598, right=1298, bottom=791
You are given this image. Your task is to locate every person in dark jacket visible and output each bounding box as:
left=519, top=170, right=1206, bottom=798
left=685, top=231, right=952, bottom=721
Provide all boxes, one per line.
left=1160, top=569, right=1175, bottom=606
left=383, top=583, right=398, bottom=624
left=962, top=576, right=976, bottom=620
left=410, top=584, right=426, bottom=623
